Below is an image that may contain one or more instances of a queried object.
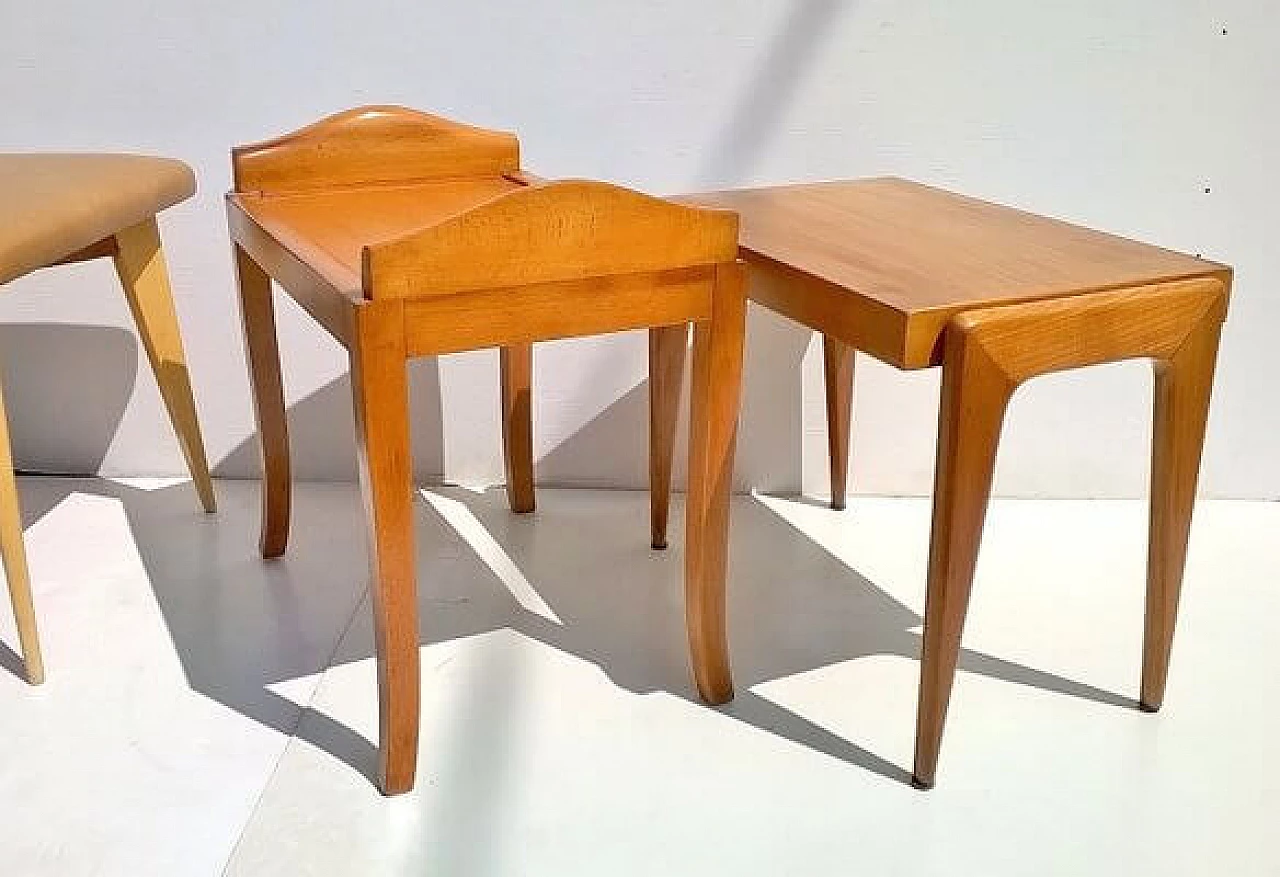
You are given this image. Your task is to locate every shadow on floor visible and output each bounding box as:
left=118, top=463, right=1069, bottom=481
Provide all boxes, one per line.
left=6, top=477, right=1139, bottom=793
left=0, top=640, right=24, bottom=680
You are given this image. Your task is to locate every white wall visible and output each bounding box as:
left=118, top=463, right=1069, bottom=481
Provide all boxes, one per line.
left=1, top=1, right=1275, bottom=498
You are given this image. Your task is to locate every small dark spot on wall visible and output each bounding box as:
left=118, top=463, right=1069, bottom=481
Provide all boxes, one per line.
left=1221, top=27, right=1228, bottom=35
left=1203, top=187, right=1212, bottom=194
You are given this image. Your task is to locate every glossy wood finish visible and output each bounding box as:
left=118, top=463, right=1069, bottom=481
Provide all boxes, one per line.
left=227, top=106, right=743, bottom=795
left=649, top=323, right=688, bottom=550
left=684, top=264, right=747, bottom=702
left=1142, top=298, right=1225, bottom=712
left=227, top=198, right=356, bottom=344
left=350, top=301, right=419, bottom=795
left=500, top=344, right=535, bottom=514
left=112, top=218, right=217, bottom=514
left=913, top=277, right=1227, bottom=788
left=687, top=179, right=1228, bottom=368
left=365, top=180, right=736, bottom=298
left=237, top=178, right=521, bottom=298
left=234, top=244, right=291, bottom=558
left=232, top=105, right=519, bottom=194
left=682, top=178, right=1230, bottom=788
left=402, top=267, right=714, bottom=355
left=913, top=312, right=1012, bottom=789
left=822, top=335, right=855, bottom=510
left=0, top=374, right=42, bottom=683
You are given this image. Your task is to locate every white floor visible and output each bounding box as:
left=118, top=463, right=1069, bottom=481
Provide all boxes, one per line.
left=1, top=479, right=1277, bottom=876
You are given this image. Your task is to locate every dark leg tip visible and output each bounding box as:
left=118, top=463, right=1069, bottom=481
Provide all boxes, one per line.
left=378, top=778, right=415, bottom=797
left=1139, top=700, right=1161, bottom=714
left=911, top=774, right=935, bottom=791
left=651, top=539, right=668, bottom=551
left=701, top=687, right=734, bottom=707
left=830, top=499, right=846, bottom=511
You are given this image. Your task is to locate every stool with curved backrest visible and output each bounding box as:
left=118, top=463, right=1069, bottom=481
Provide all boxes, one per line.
left=0, top=153, right=216, bottom=683
left=227, top=106, right=745, bottom=795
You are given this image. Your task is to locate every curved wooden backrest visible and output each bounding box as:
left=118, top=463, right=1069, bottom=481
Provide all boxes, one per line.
left=232, top=105, right=520, bottom=194
left=361, top=179, right=740, bottom=299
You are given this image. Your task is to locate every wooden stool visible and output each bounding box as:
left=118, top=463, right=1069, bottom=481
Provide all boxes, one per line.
left=509, top=178, right=1229, bottom=788
left=0, top=153, right=216, bottom=684
left=225, top=106, right=744, bottom=795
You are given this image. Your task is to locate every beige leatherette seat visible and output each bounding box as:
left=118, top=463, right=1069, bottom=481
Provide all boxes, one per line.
left=0, top=152, right=214, bottom=685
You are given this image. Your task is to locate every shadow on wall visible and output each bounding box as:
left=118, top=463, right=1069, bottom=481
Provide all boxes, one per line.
left=0, top=323, right=139, bottom=475
left=5, top=477, right=1140, bottom=797
left=214, top=356, right=446, bottom=482
left=539, top=308, right=815, bottom=494
left=1, top=1, right=846, bottom=492
left=696, top=0, right=853, bottom=187
left=214, top=303, right=816, bottom=495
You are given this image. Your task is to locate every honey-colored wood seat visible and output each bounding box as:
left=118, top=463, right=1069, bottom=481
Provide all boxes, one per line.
left=0, top=152, right=216, bottom=685
left=227, top=106, right=745, bottom=795
left=237, top=177, right=523, bottom=295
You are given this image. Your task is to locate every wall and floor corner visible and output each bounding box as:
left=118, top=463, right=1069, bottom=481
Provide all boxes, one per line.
left=1, top=1, right=1274, bottom=498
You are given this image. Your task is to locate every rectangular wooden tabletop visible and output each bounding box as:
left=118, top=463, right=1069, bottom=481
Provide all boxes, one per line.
left=686, top=178, right=1229, bottom=368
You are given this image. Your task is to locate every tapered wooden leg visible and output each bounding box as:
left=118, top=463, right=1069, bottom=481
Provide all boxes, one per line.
left=234, top=245, right=291, bottom=559
left=112, top=218, right=216, bottom=513
left=823, top=334, right=855, bottom=510
left=913, top=329, right=1013, bottom=789
left=1141, top=316, right=1223, bottom=711
left=500, top=344, right=535, bottom=514
left=649, top=323, right=688, bottom=550
left=685, top=265, right=746, bottom=704
left=0, top=378, right=43, bottom=684
left=351, top=304, right=419, bottom=796
left=904, top=279, right=1226, bottom=787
